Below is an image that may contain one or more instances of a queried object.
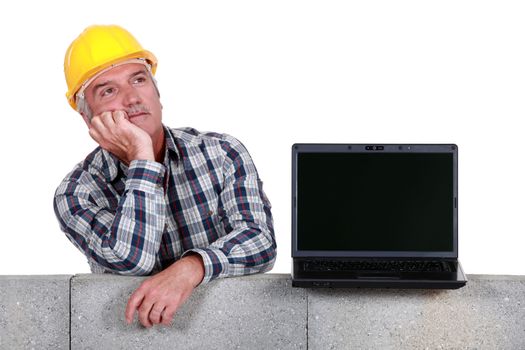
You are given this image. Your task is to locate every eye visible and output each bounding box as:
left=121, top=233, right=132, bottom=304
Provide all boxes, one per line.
left=133, top=75, right=147, bottom=84
left=101, top=87, right=115, bottom=97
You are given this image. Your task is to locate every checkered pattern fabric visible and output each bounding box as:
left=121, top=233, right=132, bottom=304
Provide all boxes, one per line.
left=54, top=126, right=276, bottom=284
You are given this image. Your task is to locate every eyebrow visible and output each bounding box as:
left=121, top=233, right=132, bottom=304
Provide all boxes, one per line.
left=91, top=69, right=148, bottom=98
left=91, top=81, right=110, bottom=98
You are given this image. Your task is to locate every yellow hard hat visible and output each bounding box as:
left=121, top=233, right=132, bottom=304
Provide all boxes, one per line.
left=64, top=25, right=157, bottom=110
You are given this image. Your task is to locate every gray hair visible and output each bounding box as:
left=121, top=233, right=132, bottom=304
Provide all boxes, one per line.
left=76, top=93, right=94, bottom=120
left=75, top=71, right=160, bottom=121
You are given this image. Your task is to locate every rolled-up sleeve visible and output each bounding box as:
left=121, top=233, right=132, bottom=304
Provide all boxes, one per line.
left=184, top=137, right=277, bottom=284
left=54, top=159, right=167, bottom=275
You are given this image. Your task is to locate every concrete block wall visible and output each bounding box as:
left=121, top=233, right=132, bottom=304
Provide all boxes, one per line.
left=71, top=274, right=307, bottom=349
left=1, top=274, right=524, bottom=349
left=0, top=275, right=70, bottom=349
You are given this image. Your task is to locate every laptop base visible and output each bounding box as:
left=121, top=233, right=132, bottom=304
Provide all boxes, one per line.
left=292, top=278, right=466, bottom=289
left=292, top=261, right=467, bottom=289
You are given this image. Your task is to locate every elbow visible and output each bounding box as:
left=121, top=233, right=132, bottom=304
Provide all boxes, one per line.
left=256, top=225, right=277, bottom=273
left=102, top=257, right=155, bottom=276
left=122, top=261, right=154, bottom=276
left=98, top=241, right=156, bottom=276
left=229, top=227, right=277, bottom=274
left=266, top=226, right=277, bottom=269
left=262, top=244, right=277, bottom=273
left=251, top=229, right=277, bottom=273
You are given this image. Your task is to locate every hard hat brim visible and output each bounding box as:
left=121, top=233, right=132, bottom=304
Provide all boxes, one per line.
left=66, top=50, right=157, bottom=110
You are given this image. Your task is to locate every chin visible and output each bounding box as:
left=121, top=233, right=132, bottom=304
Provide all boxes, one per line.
left=141, top=124, right=163, bottom=140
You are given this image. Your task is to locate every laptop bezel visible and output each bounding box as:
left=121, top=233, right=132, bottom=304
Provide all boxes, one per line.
left=292, top=143, right=459, bottom=259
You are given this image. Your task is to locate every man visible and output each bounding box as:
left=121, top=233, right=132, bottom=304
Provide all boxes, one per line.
left=54, top=25, right=277, bottom=328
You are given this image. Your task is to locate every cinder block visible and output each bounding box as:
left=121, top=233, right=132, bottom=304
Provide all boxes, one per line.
left=71, top=273, right=307, bottom=349
left=0, top=275, right=71, bottom=350
left=308, top=274, right=525, bottom=350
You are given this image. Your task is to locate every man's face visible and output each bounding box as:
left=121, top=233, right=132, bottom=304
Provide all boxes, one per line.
left=83, top=63, right=163, bottom=141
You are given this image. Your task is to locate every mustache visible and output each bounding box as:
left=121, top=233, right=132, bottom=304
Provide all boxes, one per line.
left=126, top=105, right=150, bottom=116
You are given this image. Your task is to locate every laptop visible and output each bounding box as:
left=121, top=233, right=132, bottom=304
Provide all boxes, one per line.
left=291, top=144, right=467, bottom=289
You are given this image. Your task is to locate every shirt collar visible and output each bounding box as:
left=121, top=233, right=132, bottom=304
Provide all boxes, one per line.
left=163, top=124, right=181, bottom=162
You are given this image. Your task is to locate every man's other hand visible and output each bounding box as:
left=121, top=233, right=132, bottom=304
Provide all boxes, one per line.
left=125, top=254, right=205, bottom=328
left=88, top=110, right=155, bottom=164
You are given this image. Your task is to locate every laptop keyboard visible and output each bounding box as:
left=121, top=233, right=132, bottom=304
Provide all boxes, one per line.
left=303, top=260, right=452, bottom=273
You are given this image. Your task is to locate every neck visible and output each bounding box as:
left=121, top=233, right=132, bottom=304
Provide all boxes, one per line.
left=153, top=127, right=166, bottom=163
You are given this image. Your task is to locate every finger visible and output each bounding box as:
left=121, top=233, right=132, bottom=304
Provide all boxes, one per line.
left=138, top=299, right=154, bottom=328
left=88, top=127, right=102, bottom=144
left=125, top=290, right=145, bottom=325
left=160, top=305, right=178, bottom=326
left=99, top=111, right=116, bottom=128
left=113, top=111, right=131, bottom=130
left=149, top=304, right=166, bottom=325
left=113, top=110, right=129, bottom=123
left=89, top=115, right=107, bottom=134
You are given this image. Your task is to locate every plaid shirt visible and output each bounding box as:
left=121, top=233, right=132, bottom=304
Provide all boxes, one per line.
left=54, top=126, right=276, bottom=284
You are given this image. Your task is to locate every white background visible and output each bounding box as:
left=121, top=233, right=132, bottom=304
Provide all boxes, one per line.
left=0, top=1, right=524, bottom=275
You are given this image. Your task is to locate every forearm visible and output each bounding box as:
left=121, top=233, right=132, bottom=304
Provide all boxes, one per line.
left=181, top=136, right=278, bottom=284
left=183, top=218, right=277, bottom=284
left=54, top=159, right=167, bottom=275
left=103, top=160, right=167, bottom=273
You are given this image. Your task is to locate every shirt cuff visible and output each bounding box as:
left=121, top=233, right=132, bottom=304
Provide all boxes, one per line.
left=182, top=248, right=230, bottom=285
left=125, top=160, right=166, bottom=193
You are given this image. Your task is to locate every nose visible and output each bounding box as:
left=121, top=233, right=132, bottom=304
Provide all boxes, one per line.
left=122, top=84, right=142, bottom=107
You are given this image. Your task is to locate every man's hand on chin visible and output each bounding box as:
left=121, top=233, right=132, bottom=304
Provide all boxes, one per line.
left=125, top=254, right=205, bottom=328
left=88, top=110, right=155, bottom=164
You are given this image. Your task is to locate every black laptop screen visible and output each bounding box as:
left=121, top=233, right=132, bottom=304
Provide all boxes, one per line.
left=297, top=152, right=454, bottom=252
